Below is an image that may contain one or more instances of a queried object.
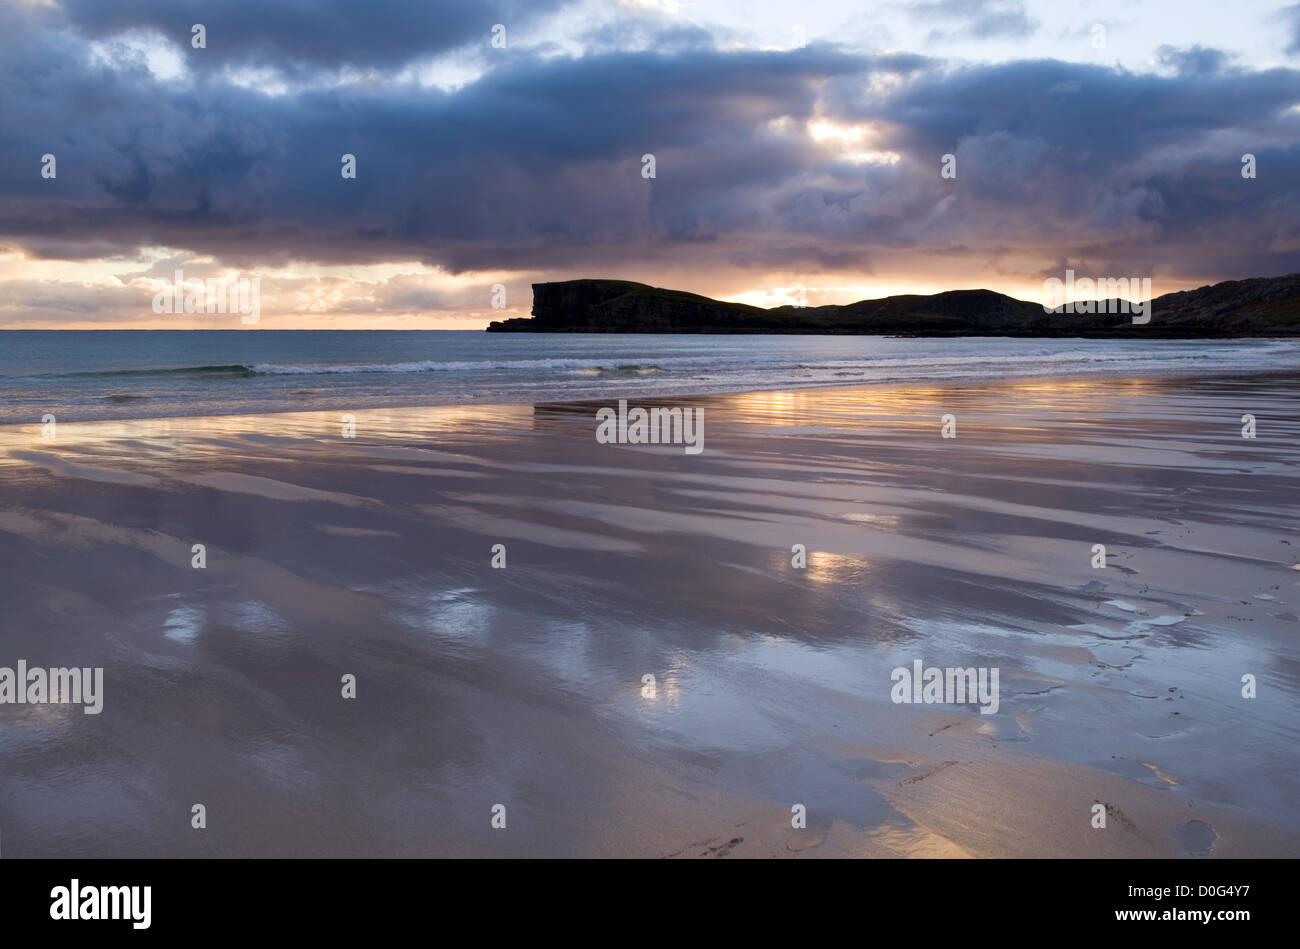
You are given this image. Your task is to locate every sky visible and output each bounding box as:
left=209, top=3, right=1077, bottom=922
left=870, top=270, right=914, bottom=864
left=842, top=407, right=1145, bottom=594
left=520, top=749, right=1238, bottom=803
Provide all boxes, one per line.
left=0, top=0, right=1298, bottom=328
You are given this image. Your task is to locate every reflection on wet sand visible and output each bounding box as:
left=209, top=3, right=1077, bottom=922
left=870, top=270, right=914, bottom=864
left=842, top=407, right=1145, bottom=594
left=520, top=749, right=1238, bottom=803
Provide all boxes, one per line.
left=1, top=373, right=1299, bottom=856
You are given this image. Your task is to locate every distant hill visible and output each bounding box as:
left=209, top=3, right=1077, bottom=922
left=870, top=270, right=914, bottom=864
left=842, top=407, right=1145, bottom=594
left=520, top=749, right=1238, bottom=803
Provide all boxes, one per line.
left=485, top=273, right=1300, bottom=337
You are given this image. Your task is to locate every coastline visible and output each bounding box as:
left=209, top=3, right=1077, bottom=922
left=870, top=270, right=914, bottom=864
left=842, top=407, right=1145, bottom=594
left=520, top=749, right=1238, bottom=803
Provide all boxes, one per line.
left=3, top=358, right=1300, bottom=429
left=5, top=332, right=1300, bottom=427
left=2, top=371, right=1299, bottom=857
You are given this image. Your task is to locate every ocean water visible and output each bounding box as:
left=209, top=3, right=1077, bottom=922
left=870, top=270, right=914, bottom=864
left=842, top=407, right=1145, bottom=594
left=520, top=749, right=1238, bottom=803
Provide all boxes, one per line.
left=1, top=330, right=1298, bottom=424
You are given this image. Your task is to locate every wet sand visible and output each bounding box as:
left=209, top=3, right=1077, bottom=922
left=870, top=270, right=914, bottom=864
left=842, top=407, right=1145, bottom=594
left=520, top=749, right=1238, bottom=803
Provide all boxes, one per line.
left=1, top=373, right=1299, bottom=857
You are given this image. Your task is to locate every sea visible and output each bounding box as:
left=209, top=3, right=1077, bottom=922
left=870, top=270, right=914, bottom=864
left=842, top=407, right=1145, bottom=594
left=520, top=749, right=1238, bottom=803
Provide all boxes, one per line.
left=2, top=330, right=1298, bottom=424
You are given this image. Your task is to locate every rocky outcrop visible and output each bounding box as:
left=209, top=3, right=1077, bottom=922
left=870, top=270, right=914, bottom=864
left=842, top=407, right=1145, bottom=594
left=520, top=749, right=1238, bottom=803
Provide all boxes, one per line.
left=1145, top=273, right=1300, bottom=334
left=485, top=275, right=1300, bottom=337
left=489, top=280, right=766, bottom=332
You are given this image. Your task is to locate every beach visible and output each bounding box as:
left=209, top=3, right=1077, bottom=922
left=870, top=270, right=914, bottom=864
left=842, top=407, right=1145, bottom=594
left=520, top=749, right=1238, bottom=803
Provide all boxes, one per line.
left=1, top=371, right=1298, bottom=858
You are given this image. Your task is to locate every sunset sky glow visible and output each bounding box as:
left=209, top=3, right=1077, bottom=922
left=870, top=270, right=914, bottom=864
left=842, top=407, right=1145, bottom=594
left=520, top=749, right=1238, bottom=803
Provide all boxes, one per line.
left=2, top=0, right=1298, bottom=328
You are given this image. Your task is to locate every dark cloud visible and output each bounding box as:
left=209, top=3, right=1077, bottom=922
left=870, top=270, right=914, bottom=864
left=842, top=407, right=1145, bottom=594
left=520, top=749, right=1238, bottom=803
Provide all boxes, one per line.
left=1155, top=44, right=1230, bottom=77
left=0, top=0, right=1297, bottom=317
left=577, top=13, right=721, bottom=55
left=56, top=0, right=570, bottom=75
left=827, top=56, right=1300, bottom=278
left=907, top=0, right=1038, bottom=42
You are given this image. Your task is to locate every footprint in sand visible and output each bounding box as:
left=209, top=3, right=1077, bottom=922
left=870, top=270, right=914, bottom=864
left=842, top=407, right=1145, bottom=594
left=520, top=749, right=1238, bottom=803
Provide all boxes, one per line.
left=1170, top=819, right=1217, bottom=856
left=701, top=837, right=744, bottom=858
left=1072, top=623, right=1148, bottom=641
left=899, top=760, right=961, bottom=786
left=1095, top=801, right=1150, bottom=841
left=976, top=717, right=1029, bottom=741
left=1091, top=643, right=1142, bottom=669
left=786, top=818, right=832, bottom=852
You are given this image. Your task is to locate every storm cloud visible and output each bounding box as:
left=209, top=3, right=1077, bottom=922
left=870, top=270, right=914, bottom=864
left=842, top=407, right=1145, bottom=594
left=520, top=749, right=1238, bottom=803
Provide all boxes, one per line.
left=0, top=0, right=1297, bottom=325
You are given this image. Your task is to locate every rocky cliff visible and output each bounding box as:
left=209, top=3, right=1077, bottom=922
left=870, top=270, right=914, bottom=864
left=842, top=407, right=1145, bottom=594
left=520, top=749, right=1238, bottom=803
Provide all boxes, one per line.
left=485, top=275, right=1300, bottom=337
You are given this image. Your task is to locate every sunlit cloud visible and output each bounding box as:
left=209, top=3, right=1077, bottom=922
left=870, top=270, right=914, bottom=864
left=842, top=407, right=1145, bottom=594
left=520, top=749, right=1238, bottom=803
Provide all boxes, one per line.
left=0, top=0, right=1295, bottom=327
